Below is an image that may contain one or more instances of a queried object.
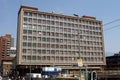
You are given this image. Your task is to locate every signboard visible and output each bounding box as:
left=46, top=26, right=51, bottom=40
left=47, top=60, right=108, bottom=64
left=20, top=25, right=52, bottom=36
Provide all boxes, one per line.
left=42, top=67, right=62, bottom=75
left=77, top=58, right=83, bottom=67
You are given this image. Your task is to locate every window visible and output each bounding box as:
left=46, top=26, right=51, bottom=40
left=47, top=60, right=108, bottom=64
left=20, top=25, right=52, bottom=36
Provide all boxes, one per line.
left=38, top=43, right=41, bottom=47
left=60, top=45, right=63, bottom=48
left=23, top=24, right=27, bottom=28
left=33, top=43, right=36, bottom=47
left=42, top=44, right=46, bottom=48
left=47, top=44, right=50, bottom=48
left=24, top=12, right=28, bottom=16
left=28, top=18, right=32, bottom=22
left=47, top=15, right=50, bottom=19
left=42, top=26, right=46, bottom=30
left=23, top=42, right=27, bottom=46
left=28, top=30, right=32, bottom=34
left=33, top=19, right=37, bottom=23
left=23, top=30, right=27, bottom=34
left=51, top=44, right=55, bottom=48
left=47, top=26, right=50, bottom=30
left=51, top=32, right=54, bottom=36
left=28, top=24, right=32, bottom=28
left=47, top=38, right=50, bottom=42
left=51, top=16, right=54, bottom=19
left=38, top=14, right=42, bottom=18
left=60, top=28, right=63, bottom=32
left=24, top=17, right=27, bottom=22
left=32, top=25, right=37, bottom=29
left=60, top=22, right=63, bottom=26
left=64, top=45, right=67, bottom=49
left=43, top=14, right=46, bottom=18
left=38, top=19, right=41, bottom=23
left=42, top=32, right=46, bottom=35
left=28, top=12, right=32, bottom=16
left=28, top=36, right=32, bottom=40
left=42, top=20, right=46, bottom=24
left=22, top=56, right=26, bottom=61
left=33, top=13, right=37, bottom=18
left=28, top=43, right=32, bottom=47
left=38, top=31, right=42, bottom=35
left=27, top=49, right=31, bottom=54
left=23, top=49, right=26, bottom=53
left=64, top=28, right=67, bottom=32
left=51, top=27, right=55, bottom=31
left=23, top=36, right=27, bottom=40
left=33, top=31, right=37, bottom=35
left=42, top=37, right=46, bottom=41
left=56, top=22, right=59, bottom=25
left=31, top=56, right=35, bottom=60
left=38, top=37, right=41, bottom=41
left=38, top=25, right=42, bottom=30
left=60, top=39, right=63, bottom=43
left=51, top=21, right=54, bottom=25
left=51, top=38, right=55, bottom=42
left=60, top=33, right=63, bottom=37
left=68, top=29, right=71, bottom=32
left=56, top=45, right=59, bottom=48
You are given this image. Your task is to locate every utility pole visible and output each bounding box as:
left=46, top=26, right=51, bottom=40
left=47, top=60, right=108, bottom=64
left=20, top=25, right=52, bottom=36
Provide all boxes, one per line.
left=29, top=56, right=32, bottom=80
left=85, top=65, right=88, bottom=80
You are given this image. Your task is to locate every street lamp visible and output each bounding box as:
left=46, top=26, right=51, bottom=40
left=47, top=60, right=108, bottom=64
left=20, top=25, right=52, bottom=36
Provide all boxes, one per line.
left=74, top=14, right=88, bottom=80
left=74, top=14, right=82, bottom=80
left=73, top=14, right=80, bottom=57
left=73, top=14, right=81, bottom=59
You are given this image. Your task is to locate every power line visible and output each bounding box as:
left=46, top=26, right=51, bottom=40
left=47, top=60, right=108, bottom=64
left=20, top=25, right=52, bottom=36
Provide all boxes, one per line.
left=103, top=19, right=120, bottom=31
left=103, top=19, right=120, bottom=26
left=105, top=27, right=120, bottom=32
left=104, top=25, right=120, bottom=31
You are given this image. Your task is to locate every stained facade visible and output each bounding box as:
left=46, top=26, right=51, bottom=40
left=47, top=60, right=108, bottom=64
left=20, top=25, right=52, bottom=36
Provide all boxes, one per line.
left=17, top=6, right=106, bottom=69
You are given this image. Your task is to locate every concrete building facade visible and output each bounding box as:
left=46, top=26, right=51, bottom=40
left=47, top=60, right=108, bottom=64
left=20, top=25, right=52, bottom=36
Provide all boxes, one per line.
left=17, top=6, right=106, bottom=71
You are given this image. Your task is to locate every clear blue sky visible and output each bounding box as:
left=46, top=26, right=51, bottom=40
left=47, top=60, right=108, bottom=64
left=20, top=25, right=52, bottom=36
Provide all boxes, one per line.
left=0, top=0, right=120, bottom=56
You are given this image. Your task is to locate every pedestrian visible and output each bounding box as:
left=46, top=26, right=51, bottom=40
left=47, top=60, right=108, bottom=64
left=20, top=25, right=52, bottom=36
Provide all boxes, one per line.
left=0, top=76, right=2, bottom=80
left=22, top=77, right=25, bottom=80
left=8, top=76, right=11, bottom=80
left=22, top=76, right=25, bottom=80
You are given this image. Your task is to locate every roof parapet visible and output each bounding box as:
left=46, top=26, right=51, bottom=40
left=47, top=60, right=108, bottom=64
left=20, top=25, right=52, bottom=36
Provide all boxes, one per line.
left=82, top=15, right=96, bottom=20
left=20, top=5, right=38, bottom=10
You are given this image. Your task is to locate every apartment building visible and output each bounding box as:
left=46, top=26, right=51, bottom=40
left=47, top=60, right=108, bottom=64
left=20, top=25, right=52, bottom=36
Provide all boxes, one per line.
left=17, top=6, right=106, bottom=71
left=0, top=34, right=14, bottom=65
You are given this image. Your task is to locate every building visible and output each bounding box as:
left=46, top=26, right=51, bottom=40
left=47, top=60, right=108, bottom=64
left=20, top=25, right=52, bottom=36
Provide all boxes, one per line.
left=96, top=52, right=120, bottom=80
left=16, top=5, right=106, bottom=74
left=0, top=34, right=15, bottom=76
left=0, top=34, right=14, bottom=65
left=106, top=52, right=120, bottom=69
left=2, top=47, right=16, bottom=76
left=1, top=58, right=14, bottom=76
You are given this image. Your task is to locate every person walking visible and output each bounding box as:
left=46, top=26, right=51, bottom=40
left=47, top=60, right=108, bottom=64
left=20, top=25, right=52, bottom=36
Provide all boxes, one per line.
left=8, top=76, right=11, bottom=80
left=0, top=76, right=2, bottom=80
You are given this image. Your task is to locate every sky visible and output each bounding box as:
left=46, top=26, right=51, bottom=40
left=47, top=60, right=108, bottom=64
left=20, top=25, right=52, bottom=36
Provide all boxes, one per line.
left=0, top=0, right=120, bottom=56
